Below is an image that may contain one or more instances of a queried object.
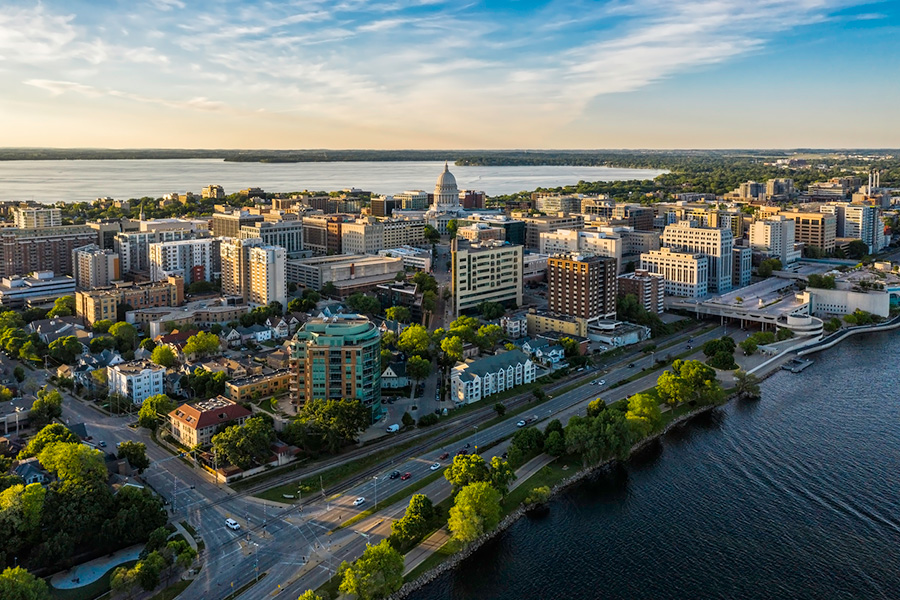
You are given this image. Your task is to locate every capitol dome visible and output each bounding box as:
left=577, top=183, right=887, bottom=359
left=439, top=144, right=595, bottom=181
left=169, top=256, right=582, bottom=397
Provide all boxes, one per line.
left=436, top=162, right=457, bottom=190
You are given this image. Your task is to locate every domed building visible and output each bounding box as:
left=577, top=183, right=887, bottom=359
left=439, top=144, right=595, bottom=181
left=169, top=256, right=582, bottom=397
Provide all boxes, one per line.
left=426, top=162, right=466, bottom=234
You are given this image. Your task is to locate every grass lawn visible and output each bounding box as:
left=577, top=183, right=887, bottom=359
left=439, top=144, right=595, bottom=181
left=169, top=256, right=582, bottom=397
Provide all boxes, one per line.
left=334, top=468, right=446, bottom=531
left=501, top=455, right=580, bottom=515
left=147, top=580, right=191, bottom=600
left=403, top=538, right=463, bottom=583
left=48, top=561, right=136, bottom=600
left=315, top=570, right=343, bottom=599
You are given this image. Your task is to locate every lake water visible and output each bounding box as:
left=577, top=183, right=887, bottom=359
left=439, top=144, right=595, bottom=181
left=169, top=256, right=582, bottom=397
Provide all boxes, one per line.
left=0, top=160, right=666, bottom=204
left=412, top=332, right=900, bottom=600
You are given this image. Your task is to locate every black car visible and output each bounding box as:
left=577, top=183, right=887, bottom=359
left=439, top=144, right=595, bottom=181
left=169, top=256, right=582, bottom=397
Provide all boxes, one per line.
left=628, top=363, right=635, bottom=368
left=389, top=470, right=401, bottom=480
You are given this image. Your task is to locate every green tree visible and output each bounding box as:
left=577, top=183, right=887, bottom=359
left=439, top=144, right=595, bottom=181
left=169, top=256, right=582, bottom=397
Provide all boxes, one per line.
left=625, top=393, right=662, bottom=437
left=297, top=592, right=324, bottom=600
left=390, top=494, right=435, bottom=550
left=444, top=454, right=491, bottom=492
left=657, top=359, right=723, bottom=408
left=524, top=486, right=551, bottom=506
left=346, top=293, right=381, bottom=316
left=29, top=388, right=63, bottom=428
left=587, top=398, right=606, bottom=417
left=0, top=566, right=50, bottom=600
left=544, top=430, right=566, bottom=456
left=423, top=225, right=440, bottom=244
left=757, top=258, right=782, bottom=277
left=92, top=319, right=114, bottom=334
left=182, top=331, right=221, bottom=357
left=558, top=337, right=581, bottom=357
left=0, top=311, right=25, bottom=332
left=398, top=324, right=431, bottom=357
left=707, top=350, right=737, bottom=370
left=135, top=551, right=166, bottom=591
left=38, top=442, right=107, bottom=484
left=446, top=219, right=459, bottom=238
left=138, top=394, right=175, bottom=430
left=150, top=345, right=176, bottom=368
left=401, top=412, right=415, bottom=429
left=564, top=422, right=593, bottom=466
left=139, top=338, right=157, bottom=352
left=211, top=416, right=275, bottom=470
left=846, top=239, right=869, bottom=259
left=110, top=566, right=138, bottom=599
left=89, top=336, right=117, bottom=354
left=338, top=539, right=404, bottom=600
left=117, top=441, right=150, bottom=472
left=489, top=456, right=516, bottom=495
left=493, top=403, right=506, bottom=417
left=18, top=424, right=79, bottom=459
left=384, top=306, right=411, bottom=324
left=406, top=356, right=432, bottom=388
left=440, top=335, right=464, bottom=363
left=478, top=301, right=505, bottom=320
left=109, top=322, right=138, bottom=351
left=448, top=481, right=502, bottom=544
left=475, top=324, right=504, bottom=351
left=48, top=336, right=82, bottom=365
left=739, top=338, right=758, bottom=355
left=287, top=399, right=370, bottom=454
left=13, top=366, right=25, bottom=383
left=321, top=281, right=337, bottom=296
left=734, top=369, right=761, bottom=400
left=47, top=296, right=75, bottom=318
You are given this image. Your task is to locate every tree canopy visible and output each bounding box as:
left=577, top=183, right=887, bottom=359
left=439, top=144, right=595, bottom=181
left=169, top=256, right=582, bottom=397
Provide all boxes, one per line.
left=448, top=482, right=502, bottom=544
left=182, top=331, right=221, bottom=357
left=18, top=424, right=79, bottom=459
left=211, top=416, right=275, bottom=470
left=150, top=345, right=176, bottom=368
left=138, top=394, right=175, bottom=430
left=0, top=566, right=50, bottom=600
left=338, top=539, right=404, bottom=600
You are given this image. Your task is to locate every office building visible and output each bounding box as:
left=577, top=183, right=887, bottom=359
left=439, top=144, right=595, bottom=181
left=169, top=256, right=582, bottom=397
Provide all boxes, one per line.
left=640, top=248, right=708, bottom=298
left=0, top=226, right=98, bottom=278
left=617, top=269, right=665, bottom=314
left=526, top=310, right=590, bottom=338
left=87, top=218, right=139, bottom=250
left=612, top=204, right=655, bottom=231
left=539, top=228, right=624, bottom=268
left=247, top=245, right=286, bottom=309
left=383, top=218, right=425, bottom=248
left=0, top=271, right=75, bottom=307
left=168, top=396, right=251, bottom=447
left=341, top=218, right=385, bottom=255
left=378, top=246, right=432, bottom=271
left=749, top=216, right=800, bottom=264
left=286, top=254, right=404, bottom=295
left=458, top=214, right=526, bottom=246
left=114, top=229, right=201, bottom=274
left=821, top=203, right=884, bottom=253
left=780, top=211, right=836, bottom=254
left=202, top=185, right=225, bottom=199
left=72, top=244, right=121, bottom=289
left=212, top=211, right=264, bottom=238
left=533, top=193, right=581, bottom=214
left=732, top=246, right=752, bottom=288
left=302, top=214, right=353, bottom=256
left=108, top=360, right=166, bottom=405
left=370, top=196, right=397, bottom=217
left=395, top=190, right=430, bottom=210
left=239, top=218, right=304, bottom=256
left=149, top=238, right=220, bottom=285
left=661, top=221, right=732, bottom=293
left=512, top=213, right=585, bottom=250
left=75, top=277, right=184, bottom=325
left=459, top=190, right=485, bottom=210
left=452, top=239, right=523, bottom=315
left=289, top=315, right=382, bottom=419
left=766, top=178, right=794, bottom=200
left=14, top=207, right=61, bottom=229
left=450, top=350, right=535, bottom=405
left=547, top=253, right=617, bottom=320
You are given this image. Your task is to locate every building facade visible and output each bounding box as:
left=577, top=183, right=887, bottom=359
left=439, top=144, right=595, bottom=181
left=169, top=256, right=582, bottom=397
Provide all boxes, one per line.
left=661, top=221, right=732, bottom=294
left=780, top=211, right=837, bottom=254
left=212, top=211, right=264, bottom=239
left=452, top=239, right=523, bottom=315
left=247, top=245, right=287, bottom=309
left=239, top=219, right=304, bottom=256
left=72, top=244, right=121, bottom=289
left=640, top=248, right=709, bottom=298
left=149, top=238, right=220, bottom=285
left=617, top=269, right=665, bottom=314
left=14, top=207, right=62, bottom=229
left=450, top=350, right=535, bottom=405
left=168, top=396, right=251, bottom=447
left=76, top=277, right=184, bottom=325
left=0, top=226, right=98, bottom=278
left=108, top=360, right=166, bottom=405
left=749, top=216, right=800, bottom=264
left=0, top=271, right=75, bottom=307
left=225, top=370, right=292, bottom=403
left=547, top=253, right=617, bottom=320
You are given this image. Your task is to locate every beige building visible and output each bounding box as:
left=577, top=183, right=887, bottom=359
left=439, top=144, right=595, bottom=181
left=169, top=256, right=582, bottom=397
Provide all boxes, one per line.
left=547, top=253, right=617, bottom=320
left=14, top=207, right=61, bottom=229
left=617, top=269, right=665, bottom=314
left=76, top=277, right=184, bottom=325
left=780, top=211, right=836, bottom=253
left=72, top=244, right=121, bottom=289
left=661, top=221, right=732, bottom=293
left=526, top=310, right=589, bottom=337
left=220, top=237, right=262, bottom=302
left=512, top=212, right=584, bottom=250
left=286, top=254, right=404, bottom=294
left=248, top=244, right=286, bottom=309
left=539, top=228, right=624, bottom=272
left=457, top=223, right=505, bottom=242
left=640, top=248, right=708, bottom=298
left=168, top=396, right=252, bottom=448
left=452, top=239, right=523, bottom=315
left=225, top=370, right=292, bottom=403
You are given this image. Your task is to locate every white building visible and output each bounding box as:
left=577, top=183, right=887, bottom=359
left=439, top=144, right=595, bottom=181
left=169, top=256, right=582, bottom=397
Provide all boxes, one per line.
left=72, top=244, right=121, bottom=289
left=149, top=238, right=220, bottom=285
left=14, top=207, right=61, bottom=229
left=108, top=360, right=166, bottom=405
left=425, top=163, right=467, bottom=234
left=500, top=313, right=528, bottom=339
left=539, top=228, right=625, bottom=273
left=378, top=246, right=432, bottom=271
left=640, top=247, right=709, bottom=298
left=0, top=271, right=75, bottom=307
left=114, top=229, right=199, bottom=274
left=452, top=238, right=523, bottom=315
left=661, top=221, right=733, bottom=293
left=749, top=216, right=800, bottom=264
left=248, top=245, right=287, bottom=309
left=450, top=350, right=535, bottom=405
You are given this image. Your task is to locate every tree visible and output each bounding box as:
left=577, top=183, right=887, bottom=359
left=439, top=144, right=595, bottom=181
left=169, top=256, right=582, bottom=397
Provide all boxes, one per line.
left=440, top=336, right=464, bottom=364
left=13, top=366, right=25, bottom=383
left=489, top=456, right=516, bottom=495
left=150, top=345, right=176, bottom=368
left=444, top=454, right=491, bottom=491
left=524, top=486, right=551, bottom=506
left=625, top=393, right=662, bottom=437
left=338, top=539, right=404, bottom=600
left=110, top=565, right=138, bottom=598
left=109, top=322, right=138, bottom=351
left=47, top=336, right=81, bottom=365
left=346, top=293, right=381, bottom=316
left=544, top=430, right=566, bottom=456
left=285, top=399, right=370, bottom=455
left=734, top=369, right=761, bottom=400
left=739, top=338, right=758, bottom=355
left=390, top=494, right=435, bottom=550
left=92, top=319, right=114, bottom=334
left=89, top=336, right=117, bottom=354
left=384, top=306, right=411, bottom=324
left=707, top=350, right=737, bottom=370
left=0, top=311, right=25, bottom=333
left=565, top=422, right=593, bottom=466
left=558, top=337, right=580, bottom=358
left=182, top=331, right=221, bottom=358
left=117, top=441, right=150, bottom=472
left=448, top=482, right=502, bottom=544
left=29, top=388, right=63, bottom=428
left=587, top=398, right=606, bottom=417
left=211, top=416, right=275, bottom=470
left=185, top=368, right=228, bottom=399
left=757, top=258, right=782, bottom=277
left=0, top=566, right=50, bottom=600
left=18, top=424, right=79, bottom=459
left=846, top=239, right=869, bottom=259
left=47, top=296, right=75, bottom=318
left=297, top=592, right=324, bottom=600
left=398, top=325, right=431, bottom=357
left=321, top=281, right=337, bottom=297
left=446, top=219, right=459, bottom=238
left=657, top=359, right=723, bottom=408
left=139, top=338, right=157, bottom=352
left=533, top=388, right=547, bottom=403
left=401, top=412, right=415, bottom=429
left=135, top=551, right=166, bottom=591
left=138, top=394, right=175, bottom=430
left=423, top=224, right=440, bottom=244
left=406, top=356, right=432, bottom=388
left=38, top=442, right=107, bottom=484
left=478, top=301, right=505, bottom=320
left=493, top=403, right=506, bottom=417
left=475, top=324, right=504, bottom=351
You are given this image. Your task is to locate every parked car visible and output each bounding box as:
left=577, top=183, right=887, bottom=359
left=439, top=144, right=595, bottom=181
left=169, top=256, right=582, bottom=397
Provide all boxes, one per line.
left=439, top=452, right=450, bottom=460
left=225, top=518, right=241, bottom=530
left=389, top=470, right=401, bottom=480
left=430, top=462, right=441, bottom=471
left=401, top=472, right=411, bottom=481
left=386, top=424, right=400, bottom=433
left=353, top=497, right=365, bottom=507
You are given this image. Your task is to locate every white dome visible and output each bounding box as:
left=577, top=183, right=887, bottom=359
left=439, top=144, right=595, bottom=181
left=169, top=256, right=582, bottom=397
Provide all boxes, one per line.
left=436, top=162, right=457, bottom=189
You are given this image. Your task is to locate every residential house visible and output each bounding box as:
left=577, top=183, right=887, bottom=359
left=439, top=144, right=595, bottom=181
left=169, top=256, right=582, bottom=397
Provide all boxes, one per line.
left=168, top=395, right=252, bottom=448
left=154, top=329, right=199, bottom=360
left=500, top=313, right=528, bottom=339
left=27, top=316, right=88, bottom=345
left=521, top=337, right=564, bottom=365
left=14, top=457, right=49, bottom=485
left=73, top=349, right=124, bottom=389
left=265, top=316, right=291, bottom=339
left=381, top=362, right=409, bottom=389
left=450, top=350, right=536, bottom=405
left=538, top=331, right=590, bottom=356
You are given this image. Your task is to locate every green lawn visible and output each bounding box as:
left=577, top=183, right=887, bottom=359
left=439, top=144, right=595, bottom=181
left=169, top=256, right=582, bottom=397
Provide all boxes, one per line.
left=48, top=561, right=136, bottom=600
left=403, top=538, right=463, bottom=583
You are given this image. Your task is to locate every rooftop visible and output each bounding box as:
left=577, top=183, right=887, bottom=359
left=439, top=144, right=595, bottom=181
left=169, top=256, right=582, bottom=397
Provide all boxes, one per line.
left=169, top=395, right=251, bottom=431
left=111, top=359, right=166, bottom=374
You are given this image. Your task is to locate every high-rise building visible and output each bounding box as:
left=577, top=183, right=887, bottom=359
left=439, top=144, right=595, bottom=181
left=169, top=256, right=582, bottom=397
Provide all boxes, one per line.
left=765, top=178, right=794, bottom=200
left=302, top=215, right=353, bottom=256
left=212, top=211, right=264, bottom=238
left=14, top=207, right=61, bottom=229
left=640, top=248, right=708, bottom=298
left=395, top=190, right=430, bottom=210
left=0, top=226, right=98, bottom=278
left=661, top=221, right=733, bottom=293
left=452, top=239, right=523, bottom=315
left=239, top=219, right=305, bottom=256
left=114, top=229, right=200, bottom=274
left=149, top=238, right=221, bottom=285
left=749, top=216, right=800, bottom=264
left=341, top=218, right=385, bottom=255
left=611, top=204, right=655, bottom=231
left=289, top=315, right=382, bottom=419
left=370, top=196, right=397, bottom=217
left=87, top=218, right=139, bottom=250
left=539, top=228, right=623, bottom=271
left=247, top=245, right=286, bottom=309
left=821, top=203, right=884, bottom=253
left=617, top=269, right=665, bottom=314
left=72, top=244, right=121, bottom=289
left=732, top=246, right=752, bottom=288
left=547, top=253, right=617, bottom=320
left=220, top=237, right=261, bottom=302
left=737, top=181, right=764, bottom=200
left=512, top=213, right=585, bottom=250
left=780, top=211, right=836, bottom=254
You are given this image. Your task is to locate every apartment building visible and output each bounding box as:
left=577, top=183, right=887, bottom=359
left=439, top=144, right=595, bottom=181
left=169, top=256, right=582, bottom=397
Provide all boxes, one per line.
left=114, top=229, right=199, bottom=274
left=239, top=219, right=304, bottom=256
left=72, top=244, right=121, bottom=289
left=780, top=211, right=836, bottom=254
left=640, top=248, right=709, bottom=298
left=302, top=215, right=353, bottom=256
left=451, top=239, right=523, bottom=315
left=539, top=228, right=624, bottom=272
left=547, top=253, right=617, bottom=320
left=108, top=360, right=166, bottom=405
left=168, top=396, right=251, bottom=447
left=0, top=226, right=98, bottom=278
left=225, top=369, right=292, bottom=403
left=212, top=211, right=264, bottom=238
left=617, top=269, right=665, bottom=314
left=75, top=277, right=184, bottom=325
left=14, top=207, right=62, bottom=229
left=661, top=221, right=732, bottom=294
left=749, top=216, right=800, bottom=264
left=149, top=238, right=220, bottom=285
left=450, top=350, right=535, bottom=405
left=512, top=213, right=585, bottom=250
left=247, top=245, right=286, bottom=309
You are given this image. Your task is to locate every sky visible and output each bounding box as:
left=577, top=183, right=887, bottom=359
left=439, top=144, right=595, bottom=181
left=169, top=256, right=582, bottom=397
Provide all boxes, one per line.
left=0, top=0, right=898, bottom=149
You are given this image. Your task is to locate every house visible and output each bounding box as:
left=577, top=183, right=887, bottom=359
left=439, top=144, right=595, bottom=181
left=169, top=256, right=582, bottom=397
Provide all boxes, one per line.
left=266, top=347, right=290, bottom=369
left=165, top=371, right=184, bottom=398
left=265, top=316, right=291, bottom=339
left=168, top=396, right=252, bottom=447
left=107, top=360, right=166, bottom=405
left=521, top=337, right=564, bottom=365
left=461, top=342, right=479, bottom=359
left=381, top=362, right=409, bottom=389
left=500, top=313, right=528, bottom=339
left=134, top=346, right=152, bottom=361
left=315, top=303, right=347, bottom=319
left=538, top=331, right=590, bottom=356
left=220, top=327, right=243, bottom=349
left=14, top=457, right=49, bottom=485
left=26, top=316, right=86, bottom=345
left=450, top=350, right=536, bottom=405
left=239, top=324, right=273, bottom=343
left=56, top=364, right=74, bottom=379
left=73, top=349, right=124, bottom=389
left=378, top=319, right=407, bottom=337
left=69, top=423, right=89, bottom=440
left=154, top=329, right=199, bottom=359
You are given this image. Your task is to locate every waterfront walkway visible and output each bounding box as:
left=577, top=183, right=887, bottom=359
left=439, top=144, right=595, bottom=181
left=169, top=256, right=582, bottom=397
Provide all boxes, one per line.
left=50, top=545, right=144, bottom=590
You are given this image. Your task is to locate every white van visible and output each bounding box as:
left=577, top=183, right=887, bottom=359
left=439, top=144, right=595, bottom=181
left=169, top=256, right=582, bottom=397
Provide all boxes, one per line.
left=386, top=424, right=400, bottom=433
left=225, top=518, right=240, bottom=530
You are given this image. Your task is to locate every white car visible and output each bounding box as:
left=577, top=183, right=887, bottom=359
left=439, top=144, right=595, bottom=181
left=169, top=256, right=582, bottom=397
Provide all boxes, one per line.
left=225, top=518, right=241, bottom=530
left=516, top=420, right=527, bottom=428
left=598, top=379, right=606, bottom=385
left=353, top=497, right=366, bottom=506
left=430, top=462, right=441, bottom=471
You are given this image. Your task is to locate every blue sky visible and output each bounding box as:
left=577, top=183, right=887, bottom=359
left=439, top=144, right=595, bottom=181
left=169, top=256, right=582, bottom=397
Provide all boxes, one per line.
left=1, top=0, right=897, bottom=148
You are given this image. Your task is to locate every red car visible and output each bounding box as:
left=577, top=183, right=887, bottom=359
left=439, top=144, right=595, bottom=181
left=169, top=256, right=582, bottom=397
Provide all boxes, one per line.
left=439, top=452, right=450, bottom=460
left=456, top=449, right=468, bottom=456
left=400, top=472, right=411, bottom=481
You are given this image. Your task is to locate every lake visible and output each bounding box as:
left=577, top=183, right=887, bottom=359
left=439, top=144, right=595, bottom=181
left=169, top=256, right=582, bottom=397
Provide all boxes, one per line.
left=0, top=160, right=667, bottom=204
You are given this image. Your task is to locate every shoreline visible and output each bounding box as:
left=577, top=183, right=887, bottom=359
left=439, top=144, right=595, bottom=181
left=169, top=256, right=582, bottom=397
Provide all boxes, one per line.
left=389, top=327, right=873, bottom=599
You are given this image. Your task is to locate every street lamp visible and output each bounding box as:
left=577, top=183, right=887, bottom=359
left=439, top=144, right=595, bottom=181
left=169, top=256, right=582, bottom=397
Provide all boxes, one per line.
left=14, top=407, right=23, bottom=435
left=373, top=475, right=378, bottom=507
left=473, top=426, right=478, bottom=450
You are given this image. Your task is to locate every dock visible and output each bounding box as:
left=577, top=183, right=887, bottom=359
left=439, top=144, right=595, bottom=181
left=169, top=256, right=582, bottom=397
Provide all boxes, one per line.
left=782, top=358, right=814, bottom=373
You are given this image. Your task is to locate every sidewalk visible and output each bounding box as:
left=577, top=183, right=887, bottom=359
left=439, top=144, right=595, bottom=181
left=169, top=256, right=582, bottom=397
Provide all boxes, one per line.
left=50, top=544, right=144, bottom=590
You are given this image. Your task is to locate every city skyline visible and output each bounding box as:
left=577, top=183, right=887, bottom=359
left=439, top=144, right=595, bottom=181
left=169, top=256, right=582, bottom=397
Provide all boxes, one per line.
left=1, top=0, right=898, bottom=149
